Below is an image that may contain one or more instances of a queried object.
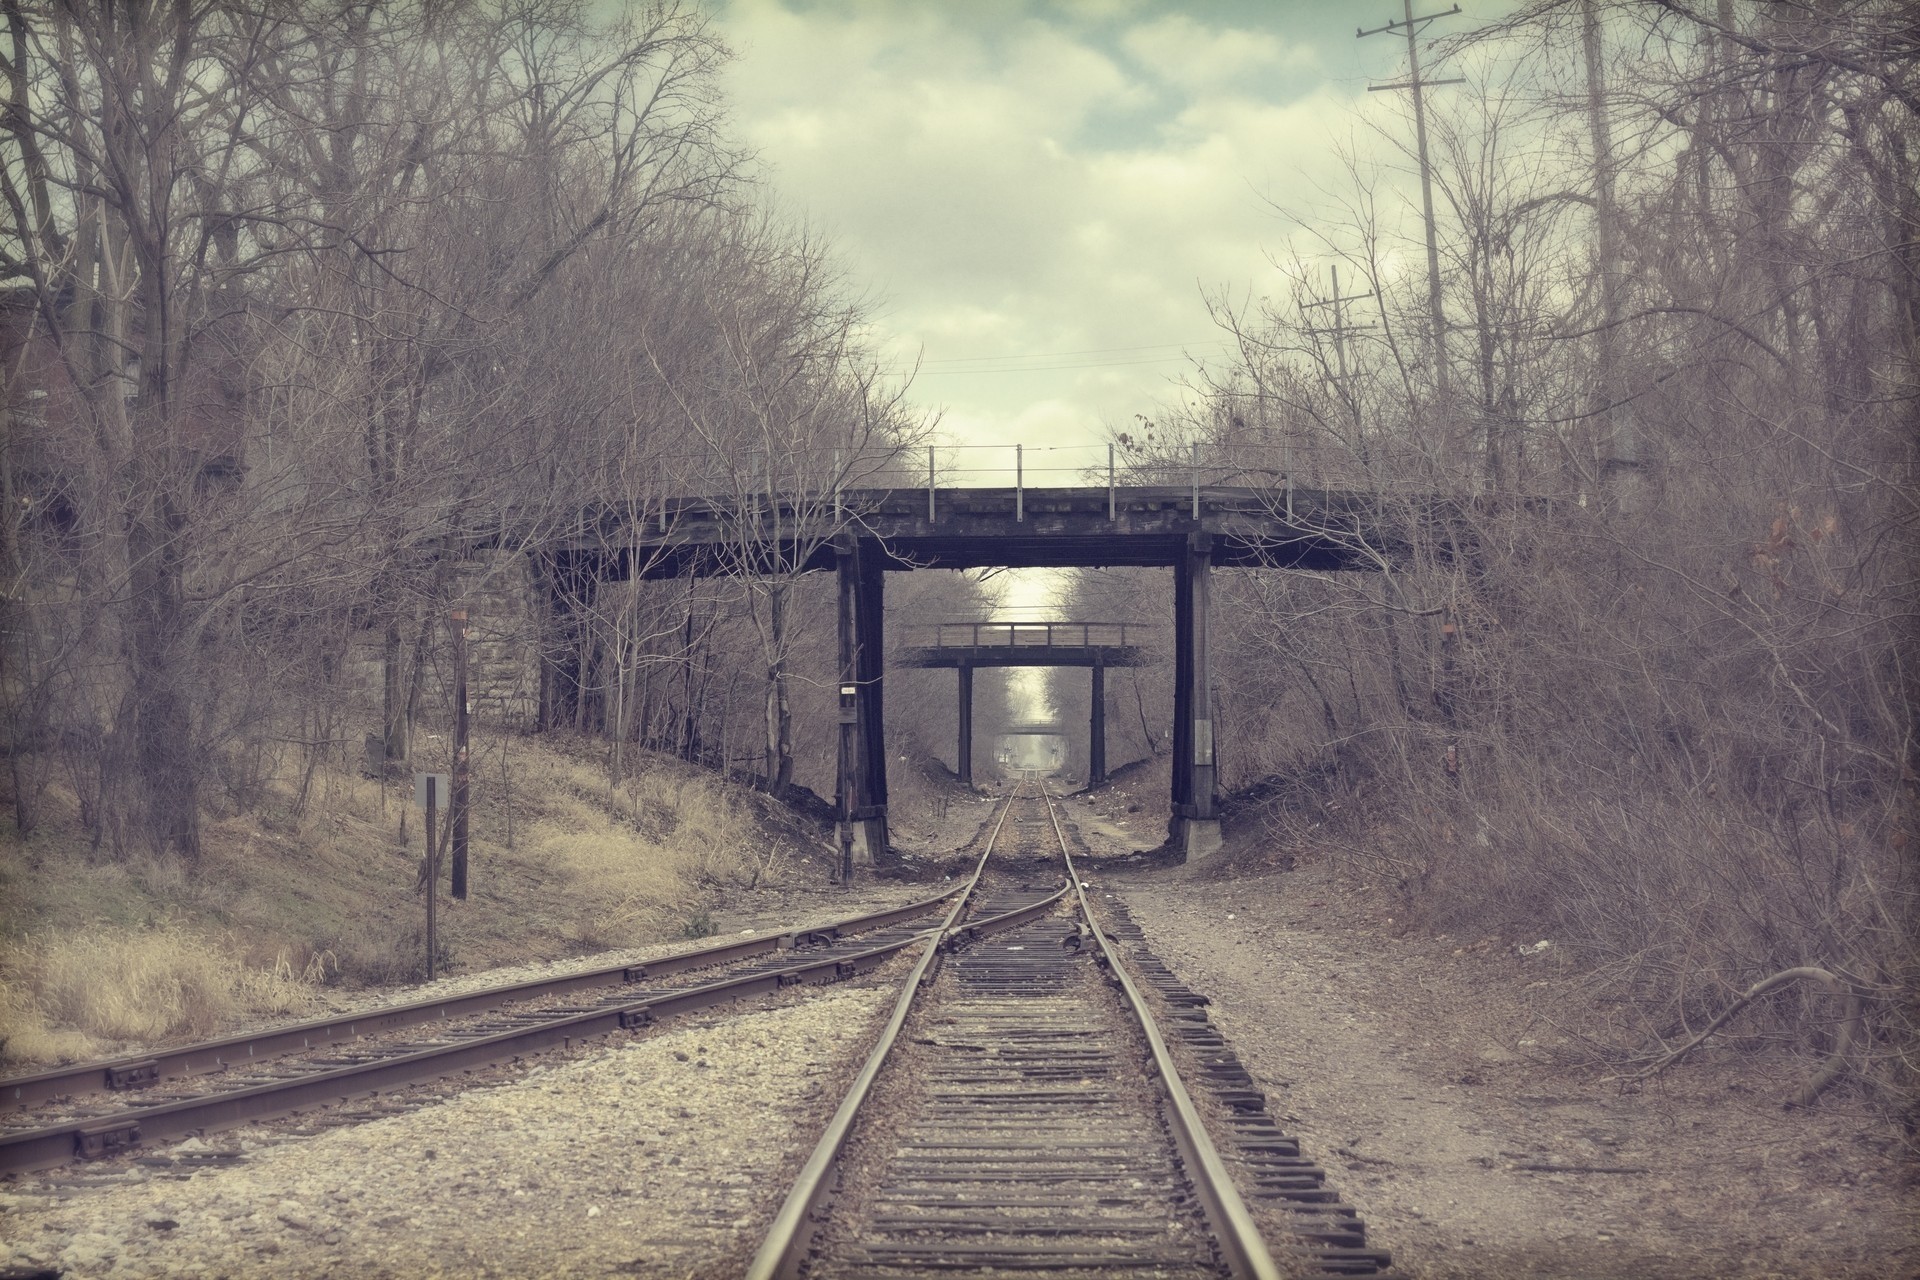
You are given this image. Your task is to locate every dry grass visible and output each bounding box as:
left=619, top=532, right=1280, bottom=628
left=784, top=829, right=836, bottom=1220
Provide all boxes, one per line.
left=510, top=750, right=763, bottom=945
left=0, top=927, right=328, bottom=1065
left=0, top=727, right=818, bottom=1064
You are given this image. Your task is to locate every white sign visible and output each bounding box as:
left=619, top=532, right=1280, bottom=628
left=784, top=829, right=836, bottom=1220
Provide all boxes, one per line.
left=414, top=773, right=451, bottom=809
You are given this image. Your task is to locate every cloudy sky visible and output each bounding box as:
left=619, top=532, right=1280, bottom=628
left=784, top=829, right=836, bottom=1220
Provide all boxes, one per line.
left=710, top=0, right=1503, bottom=474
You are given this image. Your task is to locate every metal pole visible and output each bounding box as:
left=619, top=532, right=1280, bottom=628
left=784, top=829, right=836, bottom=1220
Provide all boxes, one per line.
left=424, top=776, right=438, bottom=982
left=1403, top=0, right=1449, bottom=400
left=1015, top=444, right=1024, bottom=522
left=1108, top=442, right=1116, bottom=521
left=1361, top=4, right=1460, bottom=401
left=835, top=545, right=858, bottom=878
left=450, top=608, right=469, bottom=900
left=1191, top=441, right=1200, bottom=517
left=1090, top=661, right=1106, bottom=788
left=927, top=445, right=936, bottom=522
left=956, top=664, right=973, bottom=788
left=833, top=448, right=842, bottom=519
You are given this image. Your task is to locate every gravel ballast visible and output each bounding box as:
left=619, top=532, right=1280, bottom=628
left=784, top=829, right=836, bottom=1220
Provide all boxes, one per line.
left=1, top=984, right=892, bottom=1278
left=1114, top=865, right=1916, bottom=1280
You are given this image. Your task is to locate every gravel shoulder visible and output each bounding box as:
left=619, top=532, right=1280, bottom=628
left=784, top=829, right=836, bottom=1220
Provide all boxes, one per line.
left=1096, top=843, right=1916, bottom=1279
left=1, top=981, right=896, bottom=1279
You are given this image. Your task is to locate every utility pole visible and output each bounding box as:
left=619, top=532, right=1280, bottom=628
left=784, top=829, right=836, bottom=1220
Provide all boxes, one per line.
left=1360, top=2, right=1462, bottom=401
left=1303, top=265, right=1379, bottom=468
left=1579, top=0, right=1638, bottom=509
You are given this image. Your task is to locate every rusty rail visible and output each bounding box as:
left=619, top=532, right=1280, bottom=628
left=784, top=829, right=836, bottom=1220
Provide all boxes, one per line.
left=745, top=783, right=1043, bottom=1280
left=747, top=778, right=1294, bottom=1280
left=1, top=891, right=956, bottom=1115
left=1038, top=785, right=1283, bottom=1280
left=0, top=891, right=962, bottom=1174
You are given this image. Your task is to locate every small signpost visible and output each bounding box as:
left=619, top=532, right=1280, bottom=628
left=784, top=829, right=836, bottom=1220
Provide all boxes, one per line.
left=415, top=772, right=449, bottom=981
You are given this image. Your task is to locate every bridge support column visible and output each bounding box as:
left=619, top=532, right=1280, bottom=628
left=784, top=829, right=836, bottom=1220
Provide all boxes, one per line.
left=1171, top=532, right=1220, bottom=860
left=956, top=663, right=973, bottom=788
left=836, top=540, right=889, bottom=871
left=1088, top=661, right=1106, bottom=788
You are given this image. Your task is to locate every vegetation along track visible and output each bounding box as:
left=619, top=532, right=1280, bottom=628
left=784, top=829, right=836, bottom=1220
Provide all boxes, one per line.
left=0, top=892, right=959, bottom=1175
left=749, top=777, right=1391, bottom=1279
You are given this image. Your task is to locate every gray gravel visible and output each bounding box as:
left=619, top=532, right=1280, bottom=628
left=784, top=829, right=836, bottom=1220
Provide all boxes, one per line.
left=0, top=983, right=891, bottom=1278
left=1116, top=865, right=1916, bottom=1279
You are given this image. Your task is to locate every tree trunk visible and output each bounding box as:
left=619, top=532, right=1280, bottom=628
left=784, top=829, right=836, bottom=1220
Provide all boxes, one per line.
left=382, top=616, right=407, bottom=768
left=762, top=582, right=794, bottom=796
left=123, top=477, right=199, bottom=859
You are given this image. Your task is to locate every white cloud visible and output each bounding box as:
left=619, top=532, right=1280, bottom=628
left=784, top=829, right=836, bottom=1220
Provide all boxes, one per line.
left=1119, top=14, right=1312, bottom=94
left=714, top=1, right=1378, bottom=448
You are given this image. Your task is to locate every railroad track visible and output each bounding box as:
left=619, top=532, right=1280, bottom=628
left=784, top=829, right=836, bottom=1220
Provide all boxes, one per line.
left=748, top=776, right=1392, bottom=1279
left=0, top=891, right=961, bottom=1175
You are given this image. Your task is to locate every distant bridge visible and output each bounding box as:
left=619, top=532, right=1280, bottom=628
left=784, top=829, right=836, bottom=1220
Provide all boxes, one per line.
left=900, top=623, right=1153, bottom=788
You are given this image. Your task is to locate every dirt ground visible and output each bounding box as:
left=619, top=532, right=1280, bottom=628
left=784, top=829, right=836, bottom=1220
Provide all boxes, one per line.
left=1060, top=789, right=1918, bottom=1280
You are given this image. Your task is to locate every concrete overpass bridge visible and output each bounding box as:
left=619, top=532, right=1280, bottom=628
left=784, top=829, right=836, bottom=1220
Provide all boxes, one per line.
left=537, top=482, right=1416, bottom=868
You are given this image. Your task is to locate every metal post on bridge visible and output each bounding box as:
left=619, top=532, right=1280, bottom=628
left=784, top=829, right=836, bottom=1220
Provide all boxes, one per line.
left=1108, top=443, right=1117, bottom=522
left=1015, top=444, right=1024, bottom=522
left=927, top=445, right=936, bottom=522
left=1191, top=441, right=1200, bottom=517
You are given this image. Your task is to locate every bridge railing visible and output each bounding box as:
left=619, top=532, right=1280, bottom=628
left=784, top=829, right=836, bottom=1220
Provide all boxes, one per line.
left=620, top=437, right=1440, bottom=508
left=572, top=436, right=1489, bottom=540
left=910, top=440, right=1429, bottom=495
left=905, top=622, right=1152, bottom=650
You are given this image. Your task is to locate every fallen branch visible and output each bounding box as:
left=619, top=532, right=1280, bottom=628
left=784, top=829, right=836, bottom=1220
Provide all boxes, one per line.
left=1629, top=966, right=1864, bottom=1106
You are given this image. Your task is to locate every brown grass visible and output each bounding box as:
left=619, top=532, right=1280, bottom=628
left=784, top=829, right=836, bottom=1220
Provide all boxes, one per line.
left=515, top=752, right=761, bottom=945
left=0, top=928, right=328, bottom=1064
left=0, top=730, right=823, bottom=1068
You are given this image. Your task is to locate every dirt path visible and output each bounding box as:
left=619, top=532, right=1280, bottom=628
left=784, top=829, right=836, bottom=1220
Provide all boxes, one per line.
left=1102, top=854, right=1915, bottom=1279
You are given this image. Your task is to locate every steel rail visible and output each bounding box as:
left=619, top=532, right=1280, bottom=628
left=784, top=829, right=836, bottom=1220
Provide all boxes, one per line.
left=745, top=781, right=1044, bottom=1280
left=1038, top=786, right=1284, bottom=1280
left=0, top=893, right=979, bottom=1176
left=1, top=889, right=958, bottom=1113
